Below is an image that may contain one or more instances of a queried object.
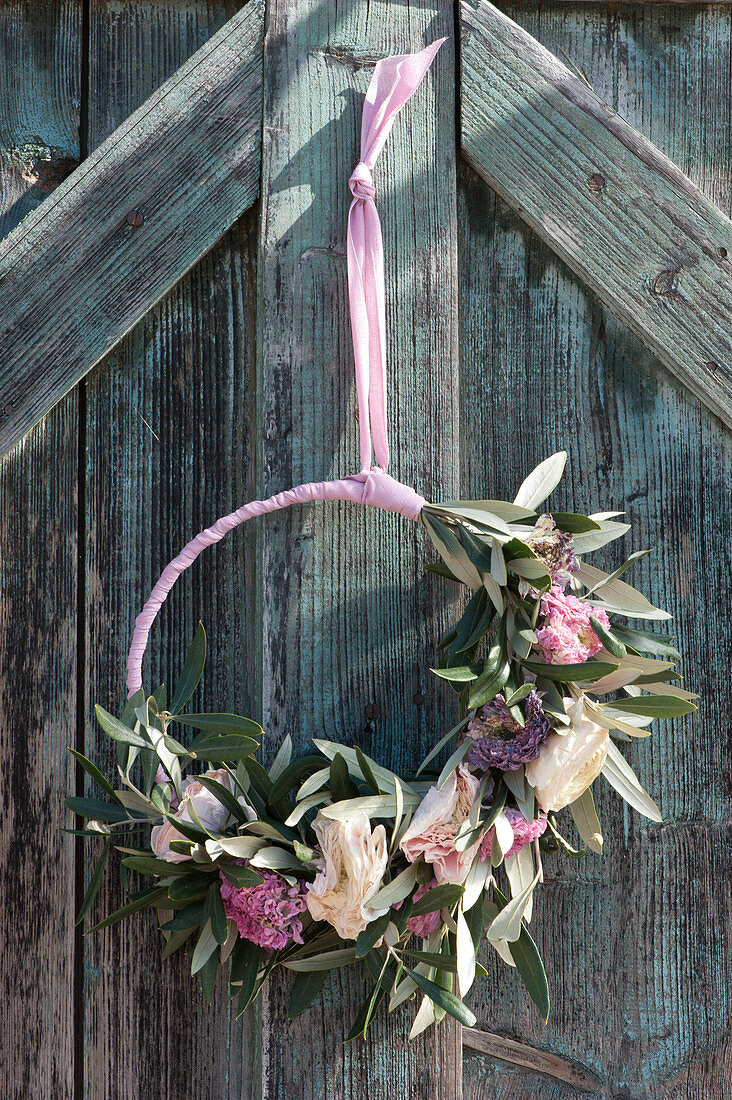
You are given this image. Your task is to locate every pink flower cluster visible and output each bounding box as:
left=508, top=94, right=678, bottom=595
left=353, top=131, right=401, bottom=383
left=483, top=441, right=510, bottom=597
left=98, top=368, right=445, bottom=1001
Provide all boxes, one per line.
left=535, top=587, right=610, bottom=665
left=406, top=880, right=442, bottom=939
left=220, top=866, right=308, bottom=952
left=480, top=807, right=547, bottom=862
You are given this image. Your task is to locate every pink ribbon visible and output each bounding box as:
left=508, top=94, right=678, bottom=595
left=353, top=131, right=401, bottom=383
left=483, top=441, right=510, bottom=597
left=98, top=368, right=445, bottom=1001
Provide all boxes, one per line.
left=348, top=38, right=445, bottom=472
left=125, top=40, right=443, bottom=697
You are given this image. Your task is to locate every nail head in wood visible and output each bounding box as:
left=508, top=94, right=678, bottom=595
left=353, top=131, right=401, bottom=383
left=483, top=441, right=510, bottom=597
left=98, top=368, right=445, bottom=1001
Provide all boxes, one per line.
left=126, top=208, right=145, bottom=227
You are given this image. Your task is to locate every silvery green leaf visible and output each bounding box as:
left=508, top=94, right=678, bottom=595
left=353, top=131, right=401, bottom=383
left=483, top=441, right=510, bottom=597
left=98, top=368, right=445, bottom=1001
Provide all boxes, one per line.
left=313, top=740, right=417, bottom=796
left=320, top=793, right=420, bottom=821
left=583, top=698, right=653, bottom=739
left=296, top=767, right=330, bottom=801
left=212, top=836, right=265, bottom=859
left=462, top=855, right=490, bottom=911
left=456, top=907, right=476, bottom=997
left=489, top=936, right=517, bottom=967
left=570, top=788, right=603, bottom=854
left=422, top=514, right=483, bottom=589
left=482, top=572, right=505, bottom=614
left=416, top=718, right=468, bottom=777
left=486, top=869, right=540, bottom=943
left=572, top=521, right=631, bottom=554
left=576, top=563, right=671, bottom=620
left=513, top=452, right=567, bottom=509
left=283, top=949, right=357, bottom=972
left=427, top=503, right=512, bottom=536
left=268, top=734, right=293, bottom=784
left=284, top=792, right=330, bottom=826
left=507, top=557, right=551, bottom=581
left=582, top=549, right=653, bottom=597
left=366, top=863, right=418, bottom=910
left=191, top=920, right=218, bottom=975
left=609, top=695, right=696, bottom=718
left=490, top=537, right=507, bottom=585
left=408, top=996, right=437, bottom=1040
left=437, top=739, right=470, bottom=790
left=431, top=664, right=479, bottom=683
left=505, top=845, right=536, bottom=922
left=391, top=776, right=404, bottom=854
left=491, top=810, right=514, bottom=866
left=249, top=846, right=303, bottom=872
left=639, top=681, right=698, bottom=701
left=432, top=499, right=536, bottom=523
left=602, top=742, right=662, bottom=822
left=114, top=788, right=154, bottom=814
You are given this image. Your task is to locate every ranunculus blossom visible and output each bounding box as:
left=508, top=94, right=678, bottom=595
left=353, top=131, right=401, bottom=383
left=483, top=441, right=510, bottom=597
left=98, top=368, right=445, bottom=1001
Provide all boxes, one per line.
left=399, top=764, right=481, bottom=884
left=151, top=768, right=255, bottom=863
left=220, top=866, right=308, bottom=951
left=535, top=587, right=610, bottom=665
left=525, top=697, right=609, bottom=811
left=480, top=807, right=547, bottom=862
left=306, top=812, right=388, bottom=940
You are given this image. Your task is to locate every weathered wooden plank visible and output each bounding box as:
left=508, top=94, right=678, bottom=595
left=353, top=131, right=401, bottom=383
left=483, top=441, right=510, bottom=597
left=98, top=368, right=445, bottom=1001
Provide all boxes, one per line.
left=256, top=1, right=461, bottom=1095
left=82, top=3, right=259, bottom=1097
left=460, top=0, right=732, bottom=430
left=0, top=2, right=81, bottom=1095
left=458, top=4, right=732, bottom=1096
left=0, top=0, right=263, bottom=459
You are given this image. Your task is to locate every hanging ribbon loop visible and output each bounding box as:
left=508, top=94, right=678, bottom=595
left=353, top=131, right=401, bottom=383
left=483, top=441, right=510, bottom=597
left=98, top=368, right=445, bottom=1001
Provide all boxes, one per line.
left=124, top=39, right=444, bottom=698
left=347, top=39, right=445, bottom=473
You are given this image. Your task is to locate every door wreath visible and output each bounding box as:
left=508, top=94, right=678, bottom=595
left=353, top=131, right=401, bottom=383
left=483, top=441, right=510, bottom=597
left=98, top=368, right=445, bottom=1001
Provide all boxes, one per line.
left=68, top=40, right=695, bottom=1041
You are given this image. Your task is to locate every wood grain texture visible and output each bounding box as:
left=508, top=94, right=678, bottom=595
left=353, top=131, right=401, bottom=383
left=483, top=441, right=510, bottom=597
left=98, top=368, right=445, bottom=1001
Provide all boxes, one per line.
left=255, top=1, right=462, bottom=1095
left=82, top=3, right=259, bottom=1097
left=0, top=0, right=263, bottom=460
left=458, top=4, right=732, bottom=1097
left=0, top=2, right=81, bottom=1095
left=460, top=0, right=732, bottom=431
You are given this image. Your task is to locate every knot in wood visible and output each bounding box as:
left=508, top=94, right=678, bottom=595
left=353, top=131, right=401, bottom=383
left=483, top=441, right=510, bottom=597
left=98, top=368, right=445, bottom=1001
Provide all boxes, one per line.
left=587, top=172, right=605, bottom=192
left=652, top=269, right=680, bottom=298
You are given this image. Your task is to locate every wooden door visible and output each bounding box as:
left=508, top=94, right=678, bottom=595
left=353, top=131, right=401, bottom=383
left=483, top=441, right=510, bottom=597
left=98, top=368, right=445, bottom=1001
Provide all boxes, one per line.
left=1, top=2, right=729, bottom=1098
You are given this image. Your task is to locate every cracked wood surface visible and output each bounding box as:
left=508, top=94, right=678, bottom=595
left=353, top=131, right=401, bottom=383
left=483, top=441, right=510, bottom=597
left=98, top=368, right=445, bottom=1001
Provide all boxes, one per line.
left=461, top=0, right=732, bottom=431
left=459, top=4, right=732, bottom=1097
left=0, top=0, right=263, bottom=459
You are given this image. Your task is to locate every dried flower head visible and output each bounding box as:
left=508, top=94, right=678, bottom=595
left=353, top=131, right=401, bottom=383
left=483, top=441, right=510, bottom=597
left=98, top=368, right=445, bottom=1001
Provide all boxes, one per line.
left=467, top=689, right=552, bottom=772
left=523, top=514, right=579, bottom=595
left=220, top=865, right=308, bottom=952
left=535, top=587, right=610, bottom=665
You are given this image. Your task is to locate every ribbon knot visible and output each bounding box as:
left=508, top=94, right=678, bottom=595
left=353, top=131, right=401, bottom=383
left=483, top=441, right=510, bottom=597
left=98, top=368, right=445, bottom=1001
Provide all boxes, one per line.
left=349, top=162, right=376, bottom=203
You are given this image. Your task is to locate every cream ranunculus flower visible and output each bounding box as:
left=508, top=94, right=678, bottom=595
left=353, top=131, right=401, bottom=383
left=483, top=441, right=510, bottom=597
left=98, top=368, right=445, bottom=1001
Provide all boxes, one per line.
left=306, top=812, right=388, bottom=940
left=524, top=697, right=609, bottom=811
left=399, top=763, right=481, bottom=884
left=151, top=768, right=255, bottom=863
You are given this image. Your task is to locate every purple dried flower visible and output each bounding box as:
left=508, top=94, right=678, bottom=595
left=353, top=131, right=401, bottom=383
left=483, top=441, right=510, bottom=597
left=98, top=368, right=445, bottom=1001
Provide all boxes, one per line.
left=466, top=689, right=552, bottom=772
left=523, top=514, right=579, bottom=594
left=220, top=865, right=308, bottom=952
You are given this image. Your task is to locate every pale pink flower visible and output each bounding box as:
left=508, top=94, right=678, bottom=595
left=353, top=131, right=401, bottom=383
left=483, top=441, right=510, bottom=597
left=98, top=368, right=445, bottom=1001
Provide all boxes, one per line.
left=400, top=764, right=481, bottom=884
left=151, top=768, right=255, bottom=863
left=535, top=587, right=610, bottom=665
left=306, top=812, right=388, bottom=940
left=525, top=697, right=609, bottom=811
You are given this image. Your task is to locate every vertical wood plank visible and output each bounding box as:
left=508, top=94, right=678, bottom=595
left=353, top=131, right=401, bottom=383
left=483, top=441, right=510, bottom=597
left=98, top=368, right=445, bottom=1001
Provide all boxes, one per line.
left=256, top=1, right=461, bottom=1095
left=458, top=4, right=732, bottom=1097
left=0, top=1, right=81, bottom=1095
left=82, top=3, right=259, bottom=1097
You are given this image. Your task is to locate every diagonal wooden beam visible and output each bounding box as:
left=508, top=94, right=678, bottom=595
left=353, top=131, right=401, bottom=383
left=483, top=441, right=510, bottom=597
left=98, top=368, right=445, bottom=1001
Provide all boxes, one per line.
left=0, top=0, right=263, bottom=458
left=460, top=0, right=732, bottom=429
